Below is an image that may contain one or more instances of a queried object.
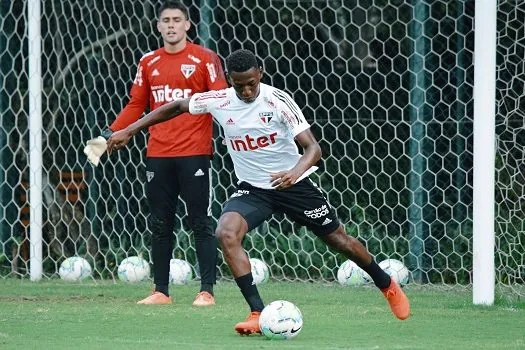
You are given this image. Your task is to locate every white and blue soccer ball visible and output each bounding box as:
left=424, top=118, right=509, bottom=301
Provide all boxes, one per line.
left=58, top=256, right=92, bottom=281
left=169, top=258, right=193, bottom=285
left=259, top=300, right=303, bottom=340
left=250, top=258, right=270, bottom=285
left=117, top=256, right=150, bottom=283
left=379, top=258, right=409, bottom=286
left=337, top=260, right=371, bottom=286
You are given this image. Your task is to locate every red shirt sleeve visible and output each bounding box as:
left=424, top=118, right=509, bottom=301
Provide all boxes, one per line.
left=205, top=52, right=228, bottom=91
left=109, top=59, right=150, bottom=131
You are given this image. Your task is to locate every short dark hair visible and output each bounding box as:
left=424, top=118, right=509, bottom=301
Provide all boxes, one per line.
left=225, top=49, right=259, bottom=74
left=157, top=1, right=189, bottom=19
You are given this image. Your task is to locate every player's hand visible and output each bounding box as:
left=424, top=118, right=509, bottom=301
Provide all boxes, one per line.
left=106, top=129, right=133, bottom=154
left=83, top=128, right=113, bottom=167
left=270, top=170, right=301, bottom=190
left=83, top=136, right=108, bottom=167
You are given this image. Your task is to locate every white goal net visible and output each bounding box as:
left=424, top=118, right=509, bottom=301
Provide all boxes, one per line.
left=0, top=0, right=523, bottom=295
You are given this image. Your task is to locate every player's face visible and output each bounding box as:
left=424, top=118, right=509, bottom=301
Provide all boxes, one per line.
left=157, top=9, right=190, bottom=46
left=229, top=67, right=263, bottom=103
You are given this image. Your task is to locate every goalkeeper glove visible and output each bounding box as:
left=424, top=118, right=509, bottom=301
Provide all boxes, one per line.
left=83, top=128, right=113, bottom=167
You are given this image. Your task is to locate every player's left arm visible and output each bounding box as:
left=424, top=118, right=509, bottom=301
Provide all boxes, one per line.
left=270, top=90, right=320, bottom=189
left=270, top=129, right=321, bottom=189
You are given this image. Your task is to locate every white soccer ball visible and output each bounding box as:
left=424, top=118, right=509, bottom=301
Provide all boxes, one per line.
left=259, top=300, right=303, bottom=340
left=379, top=258, right=409, bottom=286
left=59, top=256, right=92, bottom=281
left=117, top=256, right=150, bottom=283
left=169, top=259, right=193, bottom=285
left=250, top=258, right=270, bottom=285
left=337, top=260, right=371, bottom=286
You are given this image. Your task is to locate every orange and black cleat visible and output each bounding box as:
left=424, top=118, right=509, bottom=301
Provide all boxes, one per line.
left=234, top=311, right=262, bottom=335
left=381, top=279, right=410, bottom=320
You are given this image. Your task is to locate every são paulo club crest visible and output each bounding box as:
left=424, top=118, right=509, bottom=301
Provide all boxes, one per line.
left=181, top=64, right=196, bottom=78
left=259, top=111, right=274, bottom=123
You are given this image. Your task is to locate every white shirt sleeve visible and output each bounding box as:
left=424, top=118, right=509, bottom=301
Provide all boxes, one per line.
left=272, top=90, right=310, bottom=137
left=189, top=90, right=228, bottom=115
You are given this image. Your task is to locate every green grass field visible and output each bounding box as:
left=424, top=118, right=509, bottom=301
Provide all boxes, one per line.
left=0, top=279, right=523, bottom=349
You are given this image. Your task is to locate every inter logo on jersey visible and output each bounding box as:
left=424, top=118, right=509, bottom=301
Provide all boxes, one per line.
left=259, top=112, right=274, bottom=123
left=181, top=64, right=196, bottom=78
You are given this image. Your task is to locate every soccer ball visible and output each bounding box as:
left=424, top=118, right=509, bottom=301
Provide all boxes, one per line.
left=117, top=256, right=150, bottom=283
left=337, top=260, right=371, bottom=286
left=250, top=258, right=270, bottom=284
left=259, top=300, right=303, bottom=340
left=169, top=259, right=193, bottom=285
left=58, top=256, right=92, bottom=281
left=379, top=258, right=409, bottom=286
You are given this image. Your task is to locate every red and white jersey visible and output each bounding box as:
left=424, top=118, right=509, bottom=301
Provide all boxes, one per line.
left=189, top=83, right=318, bottom=189
left=110, top=42, right=227, bottom=157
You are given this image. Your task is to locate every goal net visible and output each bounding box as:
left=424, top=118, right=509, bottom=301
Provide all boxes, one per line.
left=0, top=0, right=523, bottom=295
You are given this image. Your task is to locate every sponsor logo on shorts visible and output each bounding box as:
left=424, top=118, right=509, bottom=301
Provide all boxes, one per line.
left=230, top=190, right=250, bottom=198
left=304, top=205, right=329, bottom=219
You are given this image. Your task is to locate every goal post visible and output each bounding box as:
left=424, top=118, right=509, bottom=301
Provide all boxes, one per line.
left=472, top=0, right=497, bottom=306
left=28, top=0, right=43, bottom=281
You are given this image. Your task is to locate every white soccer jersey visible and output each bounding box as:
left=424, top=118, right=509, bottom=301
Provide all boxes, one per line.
left=189, top=83, right=318, bottom=189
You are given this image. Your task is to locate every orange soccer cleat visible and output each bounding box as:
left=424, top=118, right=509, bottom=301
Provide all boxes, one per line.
left=137, top=291, right=173, bottom=305
left=234, top=311, right=262, bottom=335
left=381, top=279, right=410, bottom=320
left=192, top=291, right=216, bottom=306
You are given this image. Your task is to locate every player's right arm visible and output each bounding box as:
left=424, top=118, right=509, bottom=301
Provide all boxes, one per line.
left=107, top=90, right=226, bottom=153
left=107, top=98, right=191, bottom=154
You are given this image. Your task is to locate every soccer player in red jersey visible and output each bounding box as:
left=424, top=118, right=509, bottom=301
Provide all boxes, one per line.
left=84, top=1, right=227, bottom=306
left=106, top=49, right=411, bottom=333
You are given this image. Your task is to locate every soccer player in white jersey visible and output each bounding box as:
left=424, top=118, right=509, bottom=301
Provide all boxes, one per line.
left=107, top=49, right=410, bottom=335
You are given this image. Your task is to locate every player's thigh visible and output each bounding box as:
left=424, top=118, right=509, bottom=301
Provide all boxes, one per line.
left=176, top=155, right=212, bottom=218
left=275, top=178, right=340, bottom=236
left=221, top=187, right=274, bottom=232
left=145, top=157, right=180, bottom=218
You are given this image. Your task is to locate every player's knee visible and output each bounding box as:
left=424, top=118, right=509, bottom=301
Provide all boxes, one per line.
left=215, top=226, right=240, bottom=247
left=189, top=216, right=213, bottom=238
left=323, top=226, right=358, bottom=254
left=148, top=215, right=167, bottom=239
